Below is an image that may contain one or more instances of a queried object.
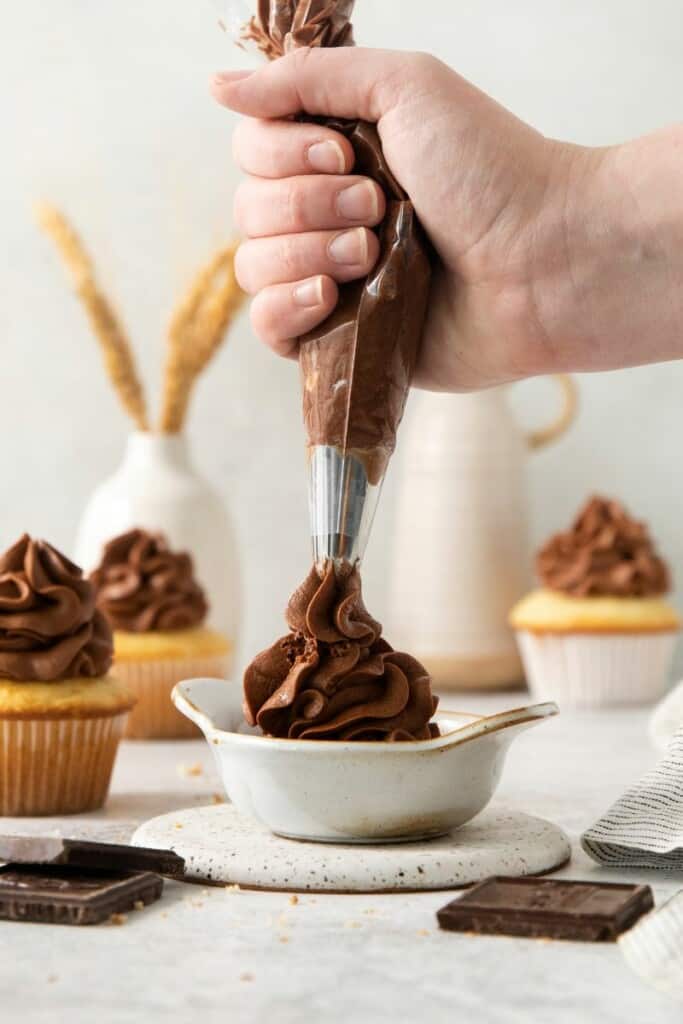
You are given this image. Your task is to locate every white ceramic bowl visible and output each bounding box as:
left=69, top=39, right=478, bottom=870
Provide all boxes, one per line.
left=173, top=678, right=559, bottom=844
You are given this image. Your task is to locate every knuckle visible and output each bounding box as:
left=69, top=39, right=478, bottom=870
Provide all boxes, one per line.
left=284, top=180, right=309, bottom=231
left=277, top=235, right=303, bottom=279
left=409, top=51, right=444, bottom=80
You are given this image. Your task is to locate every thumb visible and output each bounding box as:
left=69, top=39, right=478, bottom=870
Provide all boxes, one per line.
left=210, top=46, right=416, bottom=122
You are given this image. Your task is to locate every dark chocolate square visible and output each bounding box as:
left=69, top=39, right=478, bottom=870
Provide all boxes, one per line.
left=437, top=876, right=654, bottom=942
left=0, top=866, right=163, bottom=926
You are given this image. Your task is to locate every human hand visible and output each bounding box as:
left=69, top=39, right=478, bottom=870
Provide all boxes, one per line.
left=212, top=47, right=683, bottom=389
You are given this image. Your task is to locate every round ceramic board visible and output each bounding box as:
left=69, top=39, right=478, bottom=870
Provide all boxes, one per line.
left=132, top=804, right=571, bottom=893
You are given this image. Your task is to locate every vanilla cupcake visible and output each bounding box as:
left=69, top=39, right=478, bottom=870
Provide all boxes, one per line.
left=91, top=529, right=230, bottom=738
left=0, top=534, right=134, bottom=815
left=510, top=496, right=679, bottom=708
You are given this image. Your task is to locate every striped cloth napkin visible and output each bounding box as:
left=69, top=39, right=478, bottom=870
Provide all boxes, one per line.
left=581, top=727, right=683, bottom=870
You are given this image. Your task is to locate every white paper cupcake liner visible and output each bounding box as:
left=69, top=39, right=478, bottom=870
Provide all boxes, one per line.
left=516, top=630, right=678, bottom=708
left=116, top=654, right=231, bottom=739
left=0, top=712, right=128, bottom=816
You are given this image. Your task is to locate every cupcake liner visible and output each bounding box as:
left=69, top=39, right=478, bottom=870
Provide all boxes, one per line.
left=116, top=654, right=231, bottom=739
left=0, top=712, right=127, bottom=816
left=516, top=631, right=678, bottom=708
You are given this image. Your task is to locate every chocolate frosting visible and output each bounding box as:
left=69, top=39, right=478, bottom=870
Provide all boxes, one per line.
left=537, top=496, right=671, bottom=598
left=0, top=535, right=113, bottom=682
left=90, top=529, right=208, bottom=633
left=243, top=0, right=355, bottom=58
left=244, top=1, right=431, bottom=484
left=243, top=563, right=439, bottom=741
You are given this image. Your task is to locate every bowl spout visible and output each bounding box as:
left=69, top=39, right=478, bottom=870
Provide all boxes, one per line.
left=172, top=678, right=244, bottom=736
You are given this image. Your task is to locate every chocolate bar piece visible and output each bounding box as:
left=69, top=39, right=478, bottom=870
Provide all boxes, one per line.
left=437, top=876, right=654, bottom=942
left=0, top=866, right=163, bottom=926
left=0, top=835, right=184, bottom=877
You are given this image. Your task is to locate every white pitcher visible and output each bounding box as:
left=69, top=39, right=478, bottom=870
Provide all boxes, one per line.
left=387, top=377, right=577, bottom=690
left=74, top=431, right=241, bottom=656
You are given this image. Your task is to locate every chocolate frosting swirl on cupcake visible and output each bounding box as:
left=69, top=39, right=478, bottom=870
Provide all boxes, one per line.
left=91, top=529, right=208, bottom=633
left=244, top=563, right=438, bottom=741
left=537, top=496, right=670, bottom=598
left=0, top=534, right=113, bottom=682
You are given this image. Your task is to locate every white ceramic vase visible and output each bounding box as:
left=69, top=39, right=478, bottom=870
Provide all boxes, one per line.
left=388, top=377, right=577, bottom=691
left=74, top=432, right=241, bottom=654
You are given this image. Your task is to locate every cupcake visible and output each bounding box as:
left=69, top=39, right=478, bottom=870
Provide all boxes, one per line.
left=90, top=529, right=231, bottom=738
left=510, top=496, right=679, bottom=708
left=0, top=534, right=134, bottom=815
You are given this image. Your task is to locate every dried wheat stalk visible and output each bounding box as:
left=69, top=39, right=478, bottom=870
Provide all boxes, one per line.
left=35, top=203, right=149, bottom=431
left=159, top=242, right=244, bottom=433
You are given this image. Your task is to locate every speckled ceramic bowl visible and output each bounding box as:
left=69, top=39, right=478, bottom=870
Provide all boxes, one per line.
left=173, top=678, right=559, bottom=843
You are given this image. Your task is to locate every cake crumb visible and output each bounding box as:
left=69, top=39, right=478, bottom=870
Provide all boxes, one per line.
left=225, top=883, right=241, bottom=893
left=416, top=929, right=430, bottom=937
left=177, top=761, right=204, bottom=778
left=288, top=894, right=299, bottom=906
left=212, top=792, right=225, bottom=804
left=133, top=900, right=145, bottom=911
left=174, top=823, right=184, bottom=830
left=279, top=935, right=290, bottom=944
left=46, top=975, right=58, bottom=984
left=344, top=921, right=361, bottom=929
left=110, top=913, right=128, bottom=926
left=240, top=972, right=254, bottom=983
left=161, top=912, right=168, bottom=919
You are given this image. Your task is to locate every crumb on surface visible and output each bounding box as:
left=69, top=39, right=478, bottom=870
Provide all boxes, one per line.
left=279, top=935, right=289, bottom=944
left=289, top=894, right=299, bottom=906
left=161, top=912, right=168, bottom=919
left=240, top=972, right=254, bottom=983
left=46, top=975, right=58, bottom=984
left=110, top=913, right=128, bottom=926
left=133, top=900, right=145, bottom=911
left=212, top=793, right=225, bottom=804
left=344, top=921, right=361, bottom=929
left=416, top=929, right=430, bottom=937
left=174, top=823, right=183, bottom=830
left=177, top=761, right=204, bottom=778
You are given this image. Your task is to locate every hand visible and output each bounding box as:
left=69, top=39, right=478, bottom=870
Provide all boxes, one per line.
left=212, top=48, right=683, bottom=389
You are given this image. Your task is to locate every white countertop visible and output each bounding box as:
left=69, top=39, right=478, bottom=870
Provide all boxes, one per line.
left=2, top=692, right=681, bottom=1023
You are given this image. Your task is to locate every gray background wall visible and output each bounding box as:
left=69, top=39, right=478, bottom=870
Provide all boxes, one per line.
left=2, top=0, right=683, bottom=671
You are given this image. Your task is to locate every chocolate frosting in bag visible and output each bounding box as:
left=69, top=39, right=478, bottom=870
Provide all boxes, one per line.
left=0, top=534, right=113, bottom=682
left=537, top=496, right=671, bottom=598
left=90, top=529, right=208, bottom=633
left=243, top=0, right=355, bottom=57
left=245, top=1, right=431, bottom=480
left=243, top=563, right=439, bottom=740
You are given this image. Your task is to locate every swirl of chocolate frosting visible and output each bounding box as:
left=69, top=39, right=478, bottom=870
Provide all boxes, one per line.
left=537, top=496, right=671, bottom=598
left=0, top=534, right=113, bottom=682
left=90, top=529, right=208, bottom=633
left=243, top=0, right=355, bottom=59
left=243, top=563, right=438, bottom=741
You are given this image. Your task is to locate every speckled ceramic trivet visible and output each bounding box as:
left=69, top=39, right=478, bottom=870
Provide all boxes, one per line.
left=132, top=804, right=571, bottom=892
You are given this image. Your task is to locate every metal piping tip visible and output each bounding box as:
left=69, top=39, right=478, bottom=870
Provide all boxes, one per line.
left=307, top=445, right=387, bottom=568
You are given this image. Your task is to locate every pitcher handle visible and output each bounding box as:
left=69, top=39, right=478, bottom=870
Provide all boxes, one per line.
left=526, top=374, right=578, bottom=451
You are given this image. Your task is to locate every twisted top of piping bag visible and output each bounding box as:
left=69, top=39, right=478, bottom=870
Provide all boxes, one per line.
left=242, top=0, right=355, bottom=58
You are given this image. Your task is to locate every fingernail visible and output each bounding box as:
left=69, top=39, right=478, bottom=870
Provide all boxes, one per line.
left=293, top=277, right=324, bottom=308
left=307, top=140, right=346, bottom=174
left=328, top=228, right=368, bottom=265
left=336, top=181, right=379, bottom=221
left=212, top=70, right=255, bottom=85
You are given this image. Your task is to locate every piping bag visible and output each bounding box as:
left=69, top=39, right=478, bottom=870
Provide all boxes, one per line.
left=218, top=0, right=432, bottom=569
left=217, top=1, right=439, bottom=741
